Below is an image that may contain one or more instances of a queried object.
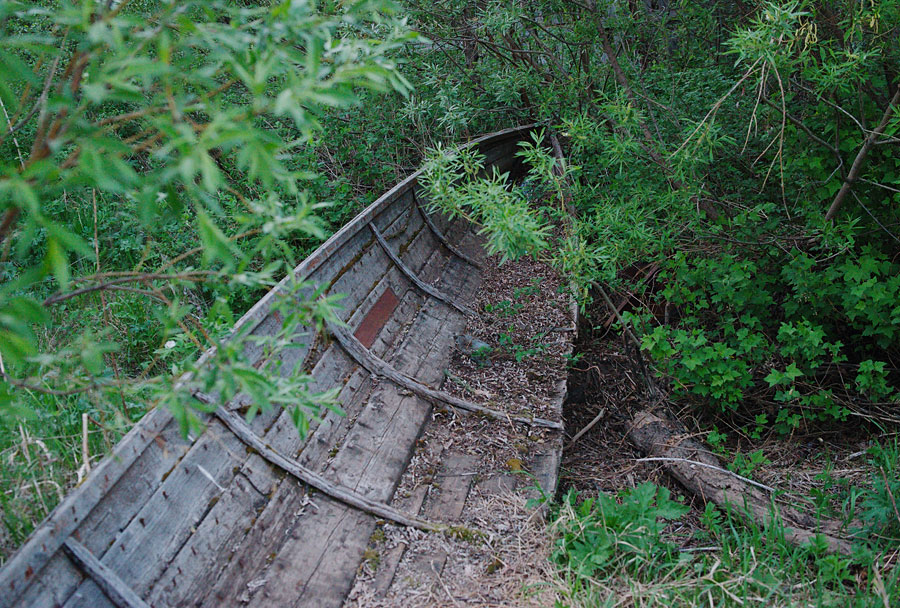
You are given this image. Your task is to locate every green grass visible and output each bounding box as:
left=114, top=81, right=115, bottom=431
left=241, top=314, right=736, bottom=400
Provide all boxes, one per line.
left=547, top=454, right=900, bottom=608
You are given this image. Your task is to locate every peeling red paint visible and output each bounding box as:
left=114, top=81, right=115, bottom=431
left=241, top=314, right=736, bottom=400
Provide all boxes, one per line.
left=354, top=288, right=399, bottom=348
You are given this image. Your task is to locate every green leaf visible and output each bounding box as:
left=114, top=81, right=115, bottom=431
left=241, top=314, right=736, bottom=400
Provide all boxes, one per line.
left=45, top=237, right=70, bottom=289
left=196, top=208, right=241, bottom=269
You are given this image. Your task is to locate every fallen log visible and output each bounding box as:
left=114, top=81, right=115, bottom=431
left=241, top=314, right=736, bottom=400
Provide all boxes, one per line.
left=627, top=410, right=856, bottom=555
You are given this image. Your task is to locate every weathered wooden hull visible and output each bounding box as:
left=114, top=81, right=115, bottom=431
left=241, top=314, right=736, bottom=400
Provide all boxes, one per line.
left=0, top=125, right=565, bottom=608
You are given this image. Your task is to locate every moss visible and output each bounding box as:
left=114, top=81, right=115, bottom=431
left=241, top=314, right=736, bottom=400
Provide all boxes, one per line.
left=362, top=547, right=381, bottom=569
left=446, top=525, right=486, bottom=544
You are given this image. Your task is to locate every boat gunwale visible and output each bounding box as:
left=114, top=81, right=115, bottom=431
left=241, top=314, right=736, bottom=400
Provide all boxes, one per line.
left=0, top=123, right=536, bottom=607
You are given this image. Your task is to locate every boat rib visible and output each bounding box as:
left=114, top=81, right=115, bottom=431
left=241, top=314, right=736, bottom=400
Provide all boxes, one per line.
left=368, top=222, right=474, bottom=316
left=413, top=189, right=483, bottom=269
left=326, top=320, right=564, bottom=430
left=199, top=394, right=447, bottom=532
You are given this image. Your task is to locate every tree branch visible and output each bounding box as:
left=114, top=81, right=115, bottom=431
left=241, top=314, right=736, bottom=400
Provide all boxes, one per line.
left=825, top=86, right=900, bottom=221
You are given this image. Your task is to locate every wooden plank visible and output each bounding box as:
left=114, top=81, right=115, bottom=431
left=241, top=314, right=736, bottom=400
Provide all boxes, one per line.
left=10, top=418, right=189, bottom=608
left=204, top=401, right=442, bottom=531
left=252, top=297, right=463, bottom=607
left=194, top=476, right=310, bottom=607
left=246, top=243, right=429, bottom=463
left=102, top=240, right=422, bottom=604
left=474, top=474, right=516, bottom=496
left=61, top=539, right=149, bottom=608
left=60, top=419, right=247, bottom=607
left=370, top=224, right=474, bottom=317
left=427, top=453, right=479, bottom=519
left=280, top=239, right=451, bottom=467
left=73, top=420, right=191, bottom=555
left=0, top=407, right=171, bottom=608
left=61, top=580, right=117, bottom=608
left=0, top=125, right=537, bottom=608
left=146, top=470, right=271, bottom=607
left=404, top=453, right=478, bottom=586
left=372, top=484, right=430, bottom=596
left=184, top=124, right=531, bottom=371
left=412, top=190, right=482, bottom=269
left=11, top=553, right=85, bottom=608
left=191, top=262, right=472, bottom=606
left=293, top=290, right=428, bottom=472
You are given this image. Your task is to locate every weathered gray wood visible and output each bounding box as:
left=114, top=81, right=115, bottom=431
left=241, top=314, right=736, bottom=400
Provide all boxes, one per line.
left=159, top=255, right=447, bottom=604
left=61, top=579, right=117, bottom=608
left=59, top=418, right=248, bottom=607
left=427, top=453, right=479, bottom=519
left=474, top=474, right=516, bottom=496
left=202, top=399, right=445, bottom=532
left=0, top=125, right=542, bottom=608
left=413, top=191, right=482, bottom=269
left=147, top=469, right=271, bottom=606
left=404, top=453, right=478, bottom=586
left=370, top=224, right=474, bottom=317
left=278, top=232, right=456, bottom=467
left=255, top=298, right=464, bottom=608
left=9, top=418, right=189, bottom=608
left=327, top=321, right=563, bottom=430
left=372, top=484, right=430, bottom=596
left=198, top=295, right=466, bottom=607
left=12, top=553, right=85, bottom=608
left=0, top=408, right=171, bottom=608
left=528, top=377, right=569, bottom=503
left=128, top=225, right=430, bottom=606
left=74, top=419, right=190, bottom=556
left=61, top=539, right=149, bottom=608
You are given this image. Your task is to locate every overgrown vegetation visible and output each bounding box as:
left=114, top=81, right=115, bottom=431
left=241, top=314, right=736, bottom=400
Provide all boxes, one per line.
left=411, top=0, right=900, bottom=604
left=2, top=0, right=899, bottom=604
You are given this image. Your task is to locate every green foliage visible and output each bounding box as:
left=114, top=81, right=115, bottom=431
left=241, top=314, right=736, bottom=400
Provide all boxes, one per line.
left=859, top=441, right=900, bottom=540
left=637, top=246, right=896, bottom=430
left=420, top=141, right=551, bottom=262
left=728, top=449, right=771, bottom=479
left=551, top=483, right=689, bottom=580
left=551, top=485, right=900, bottom=607
left=0, top=0, right=416, bottom=555
left=0, top=0, right=413, bottom=433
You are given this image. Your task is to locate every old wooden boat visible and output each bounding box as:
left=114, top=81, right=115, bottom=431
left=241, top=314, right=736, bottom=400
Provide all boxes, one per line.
left=0, top=125, right=570, bottom=608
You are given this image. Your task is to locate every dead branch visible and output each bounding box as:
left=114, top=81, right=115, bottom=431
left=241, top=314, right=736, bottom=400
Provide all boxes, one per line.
left=628, top=411, right=857, bottom=555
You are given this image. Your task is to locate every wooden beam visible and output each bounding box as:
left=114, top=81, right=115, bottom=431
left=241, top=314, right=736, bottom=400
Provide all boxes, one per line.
left=412, top=191, right=483, bottom=269
left=192, top=395, right=447, bottom=533
left=327, top=321, right=564, bottom=431
left=62, top=538, right=150, bottom=608
left=369, top=223, right=475, bottom=317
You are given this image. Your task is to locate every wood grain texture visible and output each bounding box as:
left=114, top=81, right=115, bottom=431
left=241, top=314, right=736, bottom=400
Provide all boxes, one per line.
left=327, top=321, right=563, bottom=430
left=61, top=539, right=149, bottom=608
left=370, top=224, right=474, bottom=316
left=413, top=190, right=482, bottom=269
